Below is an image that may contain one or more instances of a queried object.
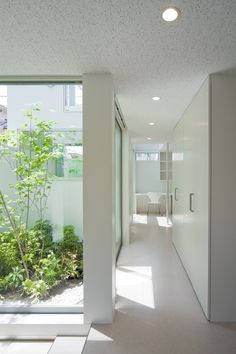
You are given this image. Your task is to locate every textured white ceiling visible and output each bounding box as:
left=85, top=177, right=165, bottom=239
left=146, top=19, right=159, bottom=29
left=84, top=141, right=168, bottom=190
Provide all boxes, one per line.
left=0, top=0, right=236, bottom=142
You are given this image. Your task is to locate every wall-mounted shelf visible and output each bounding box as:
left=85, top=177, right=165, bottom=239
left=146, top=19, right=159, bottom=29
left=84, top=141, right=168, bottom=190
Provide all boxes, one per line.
left=160, top=151, right=172, bottom=180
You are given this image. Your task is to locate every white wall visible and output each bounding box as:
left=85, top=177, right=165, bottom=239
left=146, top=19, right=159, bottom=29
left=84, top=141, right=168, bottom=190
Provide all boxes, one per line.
left=0, top=160, right=16, bottom=231
left=7, top=85, right=82, bottom=130
left=135, top=144, right=160, bottom=152
left=0, top=161, right=83, bottom=239
left=135, top=160, right=166, bottom=193
left=47, top=179, right=83, bottom=240
left=210, top=74, right=236, bottom=321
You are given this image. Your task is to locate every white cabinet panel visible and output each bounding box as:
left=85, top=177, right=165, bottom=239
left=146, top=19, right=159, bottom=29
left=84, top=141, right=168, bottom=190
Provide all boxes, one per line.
left=173, top=74, right=236, bottom=321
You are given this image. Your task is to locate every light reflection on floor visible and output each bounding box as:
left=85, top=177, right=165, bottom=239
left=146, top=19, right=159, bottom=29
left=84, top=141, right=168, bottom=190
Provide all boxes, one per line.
left=156, top=216, right=172, bottom=228
left=133, top=214, right=147, bottom=224
left=116, top=265, right=155, bottom=309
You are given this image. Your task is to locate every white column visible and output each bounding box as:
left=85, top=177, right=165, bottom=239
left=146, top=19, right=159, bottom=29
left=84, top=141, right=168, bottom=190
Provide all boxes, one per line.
left=83, top=73, right=115, bottom=324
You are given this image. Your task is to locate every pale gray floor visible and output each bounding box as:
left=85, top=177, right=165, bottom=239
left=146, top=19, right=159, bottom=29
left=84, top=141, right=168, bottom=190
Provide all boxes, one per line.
left=84, top=214, right=236, bottom=354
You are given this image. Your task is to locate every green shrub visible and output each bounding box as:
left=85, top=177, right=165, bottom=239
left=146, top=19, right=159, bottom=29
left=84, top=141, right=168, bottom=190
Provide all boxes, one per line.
left=0, top=222, right=83, bottom=300
left=4, top=267, right=24, bottom=290
left=56, top=225, right=83, bottom=280
left=0, top=232, right=19, bottom=275
left=0, top=277, right=10, bottom=292
left=20, top=229, right=44, bottom=268
left=33, top=220, right=53, bottom=247
left=62, top=225, right=79, bottom=251
left=23, top=278, right=49, bottom=299
left=34, top=252, right=62, bottom=287
left=60, top=252, right=80, bottom=279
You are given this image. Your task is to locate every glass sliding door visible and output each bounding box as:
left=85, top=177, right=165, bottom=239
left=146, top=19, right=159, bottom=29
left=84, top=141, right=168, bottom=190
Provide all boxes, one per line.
left=115, top=120, right=122, bottom=257
left=0, top=83, right=83, bottom=313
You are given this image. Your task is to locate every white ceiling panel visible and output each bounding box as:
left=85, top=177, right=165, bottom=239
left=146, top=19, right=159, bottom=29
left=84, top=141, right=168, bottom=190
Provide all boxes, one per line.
left=0, top=0, right=236, bottom=142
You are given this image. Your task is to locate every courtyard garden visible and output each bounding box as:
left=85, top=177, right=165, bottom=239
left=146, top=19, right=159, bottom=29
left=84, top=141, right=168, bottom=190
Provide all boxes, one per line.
left=0, top=104, right=83, bottom=303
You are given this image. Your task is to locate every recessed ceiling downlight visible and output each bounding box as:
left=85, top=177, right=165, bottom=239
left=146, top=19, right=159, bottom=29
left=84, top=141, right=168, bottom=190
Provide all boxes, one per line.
left=149, top=122, right=155, bottom=126
left=162, top=7, right=180, bottom=22
left=147, top=137, right=152, bottom=140
left=152, top=96, right=160, bottom=101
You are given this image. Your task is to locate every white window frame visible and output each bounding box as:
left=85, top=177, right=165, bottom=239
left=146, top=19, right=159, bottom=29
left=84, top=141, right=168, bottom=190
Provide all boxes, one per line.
left=0, top=85, right=7, bottom=107
left=0, top=79, right=84, bottom=317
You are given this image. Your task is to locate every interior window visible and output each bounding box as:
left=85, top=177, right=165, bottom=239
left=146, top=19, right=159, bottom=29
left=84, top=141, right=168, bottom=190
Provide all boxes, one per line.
left=135, top=152, right=159, bottom=161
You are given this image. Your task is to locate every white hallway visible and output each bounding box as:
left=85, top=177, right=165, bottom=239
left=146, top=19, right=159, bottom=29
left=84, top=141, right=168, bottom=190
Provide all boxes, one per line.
left=84, top=215, right=236, bottom=354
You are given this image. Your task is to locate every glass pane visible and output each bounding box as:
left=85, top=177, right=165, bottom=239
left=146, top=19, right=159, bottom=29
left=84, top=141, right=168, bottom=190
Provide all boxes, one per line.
left=0, top=84, right=83, bottom=312
left=53, top=130, right=83, bottom=178
left=0, top=86, right=7, bottom=96
left=0, top=97, right=7, bottom=107
left=148, top=153, right=159, bottom=160
left=115, top=121, right=122, bottom=256
left=136, top=153, right=147, bottom=160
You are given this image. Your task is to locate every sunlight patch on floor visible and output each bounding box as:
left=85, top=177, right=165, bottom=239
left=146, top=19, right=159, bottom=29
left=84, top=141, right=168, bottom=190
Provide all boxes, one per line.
left=86, top=328, right=113, bottom=342
left=116, top=266, right=154, bottom=309
left=120, top=266, right=152, bottom=278
left=133, top=214, right=147, bottom=224
left=156, top=216, right=172, bottom=228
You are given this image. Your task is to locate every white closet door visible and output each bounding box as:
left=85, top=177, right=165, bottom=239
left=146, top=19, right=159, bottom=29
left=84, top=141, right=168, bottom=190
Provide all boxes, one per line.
left=172, top=79, right=209, bottom=318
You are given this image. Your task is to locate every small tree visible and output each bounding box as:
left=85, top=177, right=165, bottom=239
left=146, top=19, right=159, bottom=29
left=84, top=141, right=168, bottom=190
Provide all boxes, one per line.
left=0, top=104, right=62, bottom=278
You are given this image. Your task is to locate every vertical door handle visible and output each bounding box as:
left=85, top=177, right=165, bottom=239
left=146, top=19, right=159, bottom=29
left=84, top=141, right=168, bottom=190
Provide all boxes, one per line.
left=174, top=187, right=178, bottom=201
left=189, top=193, right=194, bottom=212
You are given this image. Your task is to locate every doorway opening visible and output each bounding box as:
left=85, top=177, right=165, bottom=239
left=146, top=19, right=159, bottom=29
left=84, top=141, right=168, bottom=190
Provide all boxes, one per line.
left=133, top=142, right=172, bottom=224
